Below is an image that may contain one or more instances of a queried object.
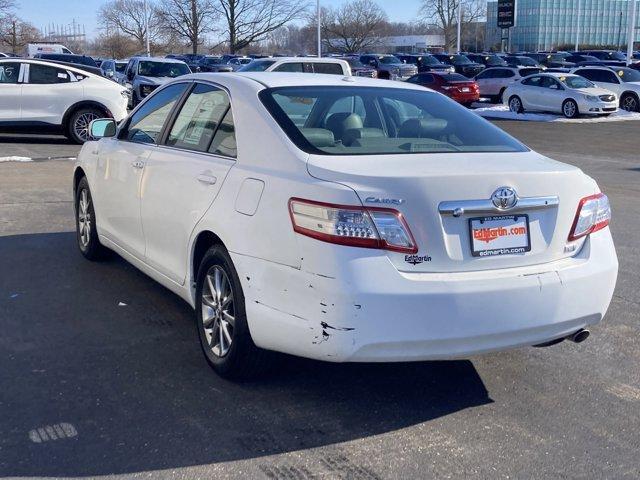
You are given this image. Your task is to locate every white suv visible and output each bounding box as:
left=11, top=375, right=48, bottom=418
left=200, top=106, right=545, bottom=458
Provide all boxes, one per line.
left=238, top=57, right=351, bottom=76
left=474, top=66, right=542, bottom=103
left=0, top=59, right=128, bottom=143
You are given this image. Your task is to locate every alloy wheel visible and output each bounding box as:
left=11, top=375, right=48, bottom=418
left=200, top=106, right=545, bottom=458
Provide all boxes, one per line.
left=509, top=97, right=521, bottom=113
left=201, top=265, right=235, bottom=357
left=74, top=112, right=100, bottom=142
left=563, top=101, right=577, bottom=118
left=622, top=95, right=638, bottom=112
left=77, top=189, right=91, bottom=248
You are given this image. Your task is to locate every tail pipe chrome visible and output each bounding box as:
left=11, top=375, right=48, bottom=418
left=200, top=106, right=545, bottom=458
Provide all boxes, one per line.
left=566, top=328, right=590, bottom=343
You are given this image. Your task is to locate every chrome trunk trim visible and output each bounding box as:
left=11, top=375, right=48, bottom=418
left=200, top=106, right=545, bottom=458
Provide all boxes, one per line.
left=438, top=196, right=559, bottom=217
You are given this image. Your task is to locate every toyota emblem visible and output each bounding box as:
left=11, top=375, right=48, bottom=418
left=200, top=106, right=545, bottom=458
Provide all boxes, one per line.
left=491, top=187, right=518, bottom=210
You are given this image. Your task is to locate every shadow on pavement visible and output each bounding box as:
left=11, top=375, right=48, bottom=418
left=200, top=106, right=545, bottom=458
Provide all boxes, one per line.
left=0, top=232, right=491, bottom=477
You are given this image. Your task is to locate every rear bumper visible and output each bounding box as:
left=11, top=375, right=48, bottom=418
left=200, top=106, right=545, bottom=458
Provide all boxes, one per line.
left=232, top=229, right=617, bottom=362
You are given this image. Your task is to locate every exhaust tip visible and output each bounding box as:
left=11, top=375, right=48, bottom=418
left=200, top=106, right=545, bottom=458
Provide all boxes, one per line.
left=568, top=329, right=590, bottom=343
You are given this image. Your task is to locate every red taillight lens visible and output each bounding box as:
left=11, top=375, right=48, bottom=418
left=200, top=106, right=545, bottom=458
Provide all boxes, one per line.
left=568, top=193, right=611, bottom=241
left=288, top=198, right=418, bottom=254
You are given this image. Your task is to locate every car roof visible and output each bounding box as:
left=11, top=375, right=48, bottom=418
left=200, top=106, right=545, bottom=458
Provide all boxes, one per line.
left=536, top=72, right=579, bottom=78
left=184, top=72, right=428, bottom=91
left=0, top=58, right=108, bottom=79
left=254, top=56, right=348, bottom=63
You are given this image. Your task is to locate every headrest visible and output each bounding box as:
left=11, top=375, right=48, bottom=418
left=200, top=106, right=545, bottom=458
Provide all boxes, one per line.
left=301, top=128, right=335, bottom=148
left=398, top=118, right=449, bottom=138
left=342, top=128, right=385, bottom=146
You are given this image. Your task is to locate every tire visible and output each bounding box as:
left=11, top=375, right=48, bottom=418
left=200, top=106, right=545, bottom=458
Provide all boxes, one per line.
left=562, top=99, right=579, bottom=119
left=508, top=95, right=524, bottom=113
left=620, top=92, right=639, bottom=112
left=75, top=177, right=109, bottom=261
left=67, top=107, right=103, bottom=144
left=195, top=245, right=273, bottom=379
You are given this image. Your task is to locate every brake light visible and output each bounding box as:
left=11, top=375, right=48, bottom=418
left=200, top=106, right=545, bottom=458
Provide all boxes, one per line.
left=568, top=193, right=611, bottom=241
left=288, top=198, right=418, bottom=254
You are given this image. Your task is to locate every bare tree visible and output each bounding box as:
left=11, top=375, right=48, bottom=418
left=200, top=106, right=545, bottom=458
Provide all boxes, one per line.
left=99, top=0, right=161, bottom=51
left=0, top=15, right=41, bottom=54
left=321, top=0, right=388, bottom=54
left=216, top=0, right=310, bottom=54
left=420, top=0, right=484, bottom=52
left=157, top=0, right=217, bottom=54
left=0, top=0, right=15, bottom=19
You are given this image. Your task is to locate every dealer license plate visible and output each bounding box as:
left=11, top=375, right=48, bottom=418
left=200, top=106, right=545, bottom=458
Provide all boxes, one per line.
left=469, top=215, right=531, bottom=257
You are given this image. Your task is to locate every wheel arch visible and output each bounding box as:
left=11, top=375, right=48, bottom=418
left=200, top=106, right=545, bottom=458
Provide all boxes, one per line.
left=191, top=230, right=228, bottom=288
left=72, top=166, right=86, bottom=200
left=62, top=101, right=112, bottom=128
left=620, top=90, right=639, bottom=106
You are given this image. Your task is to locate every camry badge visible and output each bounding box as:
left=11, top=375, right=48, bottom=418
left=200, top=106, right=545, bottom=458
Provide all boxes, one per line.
left=365, top=197, right=405, bottom=205
left=491, top=187, right=518, bottom=210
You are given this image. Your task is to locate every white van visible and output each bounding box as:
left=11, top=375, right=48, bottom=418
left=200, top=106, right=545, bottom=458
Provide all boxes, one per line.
left=25, top=43, right=73, bottom=58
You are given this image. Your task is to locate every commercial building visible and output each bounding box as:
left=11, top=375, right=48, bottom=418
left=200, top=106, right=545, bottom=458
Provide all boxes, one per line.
left=486, top=0, right=640, bottom=51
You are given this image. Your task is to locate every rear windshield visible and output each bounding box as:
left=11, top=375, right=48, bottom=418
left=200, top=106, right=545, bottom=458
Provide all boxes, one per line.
left=260, top=86, right=527, bottom=156
left=138, top=61, right=190, bottom=77
left=616, top=67, right=640, bottom=82
left=439, top=73, right=470, bottom=82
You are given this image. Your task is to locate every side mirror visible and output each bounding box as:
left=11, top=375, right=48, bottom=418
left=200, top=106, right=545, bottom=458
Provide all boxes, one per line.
left=90, top=119, right=117, bottom=139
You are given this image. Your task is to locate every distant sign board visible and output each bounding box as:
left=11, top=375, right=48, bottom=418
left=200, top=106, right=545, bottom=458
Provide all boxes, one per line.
left=497, top=0, right=517, bottom=28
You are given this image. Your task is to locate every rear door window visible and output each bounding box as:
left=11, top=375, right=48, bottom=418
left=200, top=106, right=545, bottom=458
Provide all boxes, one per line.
left=166, top=83, right=231, bottom=153
left=28, top=64, right=71, bottom=84
left=313, top=63, right=343, bottom=75
left=274, top=62, right=304, bottom=73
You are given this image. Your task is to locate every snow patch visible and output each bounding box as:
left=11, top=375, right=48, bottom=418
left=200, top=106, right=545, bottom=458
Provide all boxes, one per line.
left=472, top=104, right=640, bottom=123
left=0, top=156, right=32, bottom=162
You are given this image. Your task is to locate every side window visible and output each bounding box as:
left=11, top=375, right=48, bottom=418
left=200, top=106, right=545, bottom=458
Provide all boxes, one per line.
left=123, top=83, right=189, bottom=144
left=313, top=63, right=343, bottom=75
left=28, top=64, right=71, bottom=84
left=0, top=62, right=20, bottom=83
left=522, top=76, right=542, bottom=87
left=274, top=62, right=304, bottom=73
left=166, top=83, right=231, bottom=153
left=579, top=69, right=597, bottom=81
left=601, top=70, right=619, bottom=83
left=476, top=70, right=490, bottom=80
left=208, top=109, right=237, bottom=158
left=502, top=70, right=516, bottom=78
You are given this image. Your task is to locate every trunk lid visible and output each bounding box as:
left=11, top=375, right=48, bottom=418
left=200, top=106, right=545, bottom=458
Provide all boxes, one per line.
left=307, top=151, right=596, bottom=273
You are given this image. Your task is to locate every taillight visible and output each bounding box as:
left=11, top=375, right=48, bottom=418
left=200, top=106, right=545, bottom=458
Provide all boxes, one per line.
left=568, top=193, right=611, bottom=241
left=288, top=198, right=418, bottom=254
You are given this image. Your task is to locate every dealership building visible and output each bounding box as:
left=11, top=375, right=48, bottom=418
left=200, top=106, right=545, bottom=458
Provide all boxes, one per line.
left=486, top=0, right=640, bottom=51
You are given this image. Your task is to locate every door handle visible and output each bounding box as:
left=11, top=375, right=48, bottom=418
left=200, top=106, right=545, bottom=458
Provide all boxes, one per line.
left=197, top=174, right=217, bottom=185
left=131, top=160, right=145, bottom=169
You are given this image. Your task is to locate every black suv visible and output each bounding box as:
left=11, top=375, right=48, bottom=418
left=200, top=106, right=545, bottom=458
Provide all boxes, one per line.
left=466, top=53, right=508, bottom=67
left=524, top=53, right=575, bottom=68
left=432, top=54, right=484, bottom=77
left=504, top=55, right=544, bottom=68
left=578, top=50, right=627, bottom=66
left=396, top=54, right=453, bottom=73
left=33, top=53, right=102, bottom=75
left=359, top=54, right=418, bottom=80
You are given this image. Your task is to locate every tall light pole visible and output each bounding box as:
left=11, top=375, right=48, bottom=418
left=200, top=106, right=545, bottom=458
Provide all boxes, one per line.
left=144, top=0, right=151, bottom=57
left=575, top=0, right=581, bottom=51
left=317, top=0, right=322, bottom=57
left=627, top=0, right=637, bottom=65
left=456, top=1, right=462, bottom=53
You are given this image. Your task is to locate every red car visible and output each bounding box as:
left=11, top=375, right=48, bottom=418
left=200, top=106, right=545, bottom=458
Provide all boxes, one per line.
left=406, top=72, right=480, bottom=107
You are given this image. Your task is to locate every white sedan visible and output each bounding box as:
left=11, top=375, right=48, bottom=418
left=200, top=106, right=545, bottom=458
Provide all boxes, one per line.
left=74, top=72, right=618, bottom=379
left=503, top=72, right=618, bottom=118
left=0, top=59, right=129, bottom=143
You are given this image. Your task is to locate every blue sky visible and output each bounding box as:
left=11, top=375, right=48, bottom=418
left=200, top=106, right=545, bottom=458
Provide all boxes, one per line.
left=18, top=0, right=424, bottom=38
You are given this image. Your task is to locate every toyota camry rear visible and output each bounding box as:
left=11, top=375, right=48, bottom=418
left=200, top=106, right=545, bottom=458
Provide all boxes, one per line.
left=249, top=81, right=618, bottom=362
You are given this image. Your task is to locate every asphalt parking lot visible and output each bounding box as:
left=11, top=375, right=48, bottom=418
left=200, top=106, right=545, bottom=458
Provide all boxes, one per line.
left=0, top=121, right=639, bottom=479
